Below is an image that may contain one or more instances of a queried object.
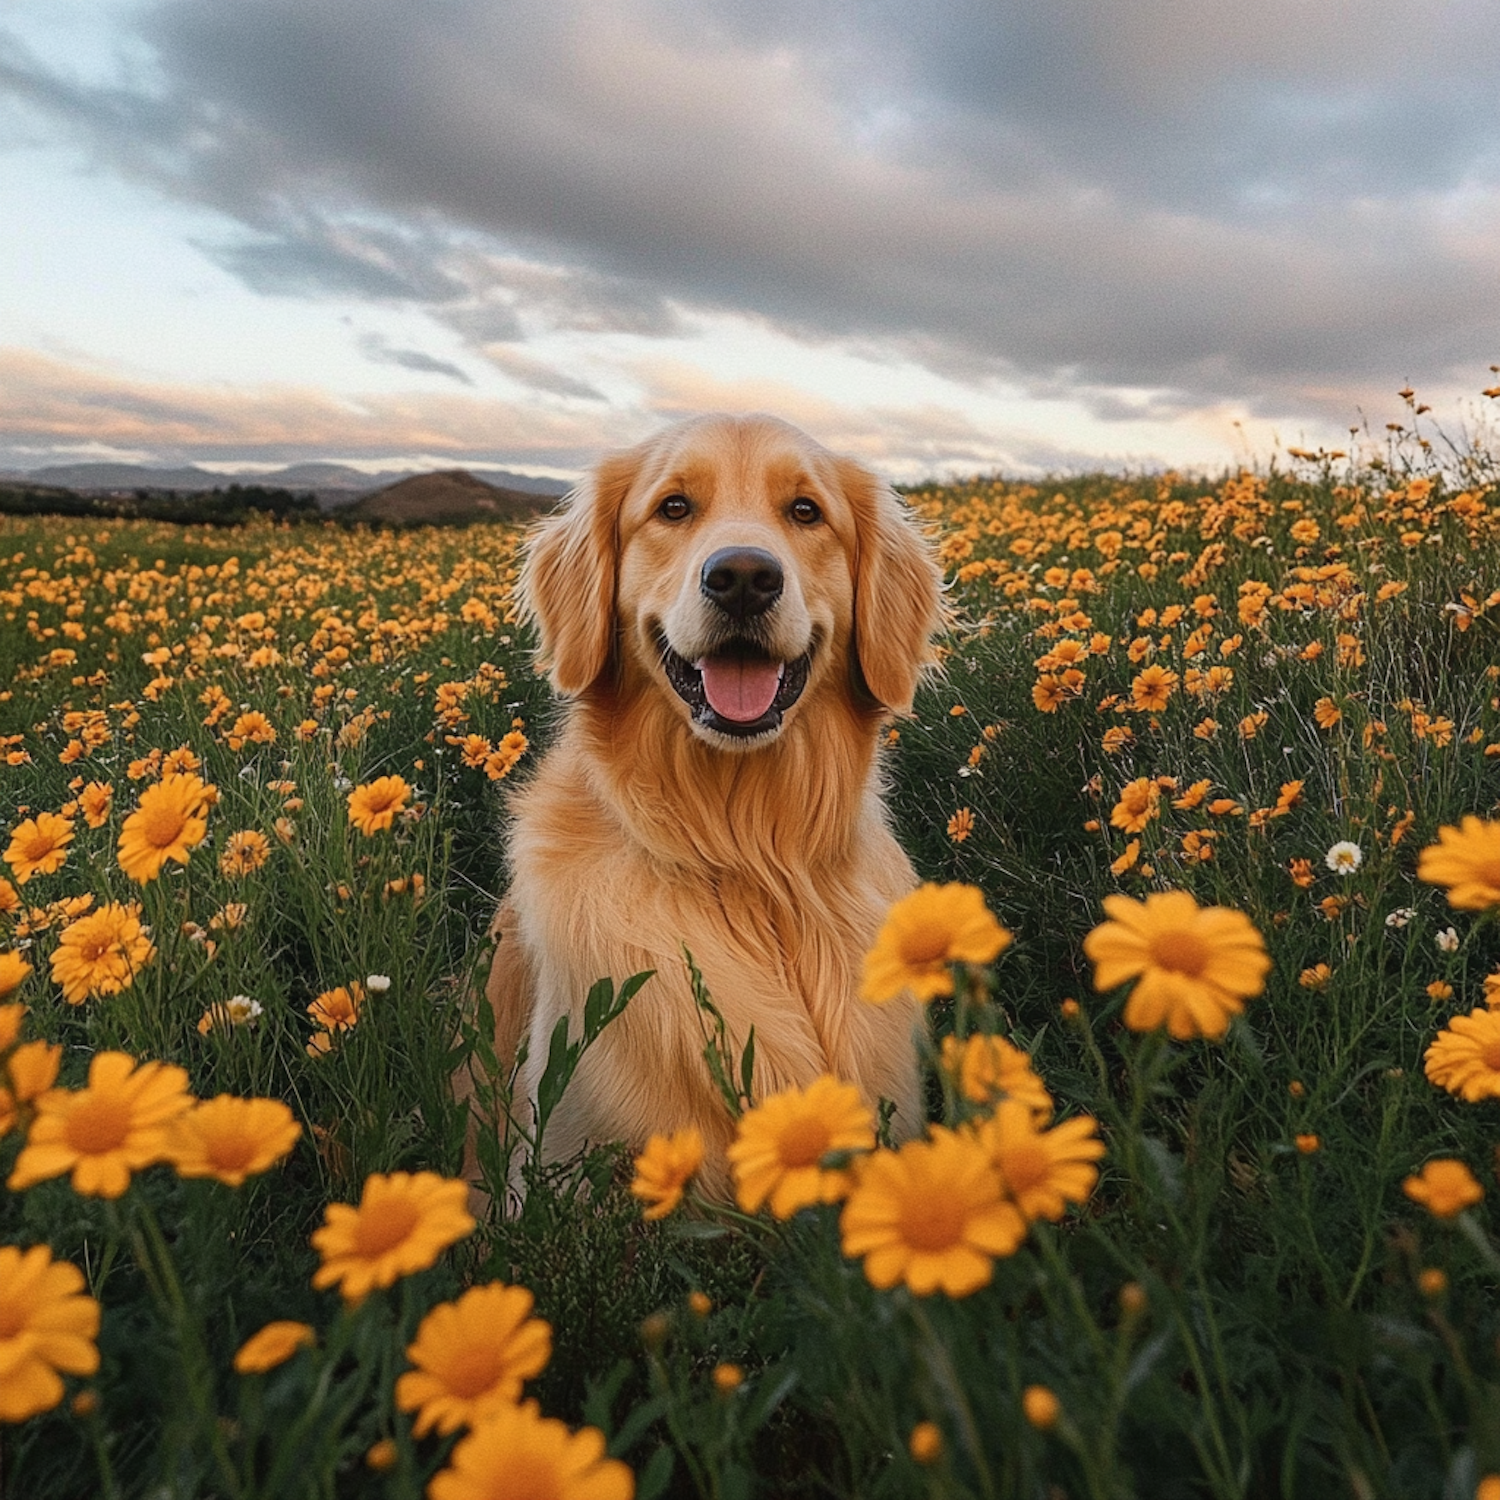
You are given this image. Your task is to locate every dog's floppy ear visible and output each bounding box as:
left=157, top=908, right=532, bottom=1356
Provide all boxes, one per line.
left=839, top=457, right=945, bottom=715
left=520, top=449, right=639, bottom=694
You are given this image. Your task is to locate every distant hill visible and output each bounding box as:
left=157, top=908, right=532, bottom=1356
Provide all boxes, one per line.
left=0, top=461, right=571, bottom=502
left=338, top=470, right=559, bottom=527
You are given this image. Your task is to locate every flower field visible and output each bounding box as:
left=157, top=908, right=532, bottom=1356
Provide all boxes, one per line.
left=4, top=395, right=1500, bottom=1498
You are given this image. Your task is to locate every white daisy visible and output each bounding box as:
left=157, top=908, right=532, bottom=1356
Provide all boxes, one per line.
left=1325, top=841, right=1363, bottom=875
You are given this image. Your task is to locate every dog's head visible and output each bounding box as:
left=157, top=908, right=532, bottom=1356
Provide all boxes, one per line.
left=522, top=414, right=943, bottom=749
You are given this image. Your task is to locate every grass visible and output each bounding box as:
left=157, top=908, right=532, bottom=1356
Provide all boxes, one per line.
left=2, top=392, right=1500, bottom=1497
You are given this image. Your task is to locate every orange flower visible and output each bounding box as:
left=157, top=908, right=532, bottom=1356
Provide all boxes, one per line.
left=1109, top=778, right=1160, bottom=835
left=311, top=1172, right=476, bottom=1303
left=346, top=776, right=412, bottom=835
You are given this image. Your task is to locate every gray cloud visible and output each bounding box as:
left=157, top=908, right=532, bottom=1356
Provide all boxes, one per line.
left=2, top=0, right=1497, bottom=425
left=357, top=333, right=473, bottom=385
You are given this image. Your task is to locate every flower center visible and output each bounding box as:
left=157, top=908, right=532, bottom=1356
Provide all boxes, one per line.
left=207, top=1132, right=258, bottom=1172
left=1481, top=1041, right=1500, bottom=1072
left=1148, top=928, right=1209, bottom=977
left=354, top=1198, right=421, bottom=1257
left=66, top=1092, right=132, bottom=1155
left=776, top=1115, right=832, bottom=1170
left=502, top=1452, right=564, bottom=1499
left=997, top=1141, right=1049, bottom=1195
left=140, top=805, right=188, bottom=849
left=442, top=1343, right=506, bottom=1399
left=898, top=1193, right=965, bottom=1253
left=1476, top=857, right=1500, bottom=888
left=899, top=928, right=953, bottom=966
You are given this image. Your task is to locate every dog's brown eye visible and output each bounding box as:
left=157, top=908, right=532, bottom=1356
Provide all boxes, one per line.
left=790, top=497, right=822, bottom=525
left=657, top=494, right=691, bottom=521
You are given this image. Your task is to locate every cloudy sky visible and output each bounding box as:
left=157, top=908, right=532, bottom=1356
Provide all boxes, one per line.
left=2, top=0, right=1497, bottom=482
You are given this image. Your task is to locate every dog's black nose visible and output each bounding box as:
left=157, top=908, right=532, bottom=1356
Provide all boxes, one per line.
left=700, top=547, right=783, bottom=619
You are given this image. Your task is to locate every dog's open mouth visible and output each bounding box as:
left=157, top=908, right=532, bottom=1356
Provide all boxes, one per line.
left=657, top=634, right=811, bottom=739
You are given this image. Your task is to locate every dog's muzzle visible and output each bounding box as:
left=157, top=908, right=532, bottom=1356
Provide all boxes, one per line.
left=658, top=633, right=811, bottom=740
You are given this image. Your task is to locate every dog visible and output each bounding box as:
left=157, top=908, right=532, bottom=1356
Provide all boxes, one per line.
left=476, top=413, right=944, bottom=1198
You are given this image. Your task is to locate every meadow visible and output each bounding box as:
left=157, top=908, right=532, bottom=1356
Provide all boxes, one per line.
left=2, top=386, right=1500, bottom=1498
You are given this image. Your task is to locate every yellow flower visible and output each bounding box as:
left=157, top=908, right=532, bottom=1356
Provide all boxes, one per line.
left=909, top=1421, right=943, bottom=1464
left=946, top=807, right=975, bottom=843
left=0, top=1002, right=22, bottom=1052
left=727, top=1076, right=874, bottom=1219
left=1418, top=817, right=1500, bottom=910
left=0, top=951, right=32, bottom=999
left=366, top=1438, right=398, bottom=1471
left=1083, top=890, right=1271, bottom=1040
left=0, top=1245, right=101, bottom=1422
left=1403, top=1159, right=1483, bottom=1218
left=346, top=776, right=411, bottom=836
left=1424, top=1008, right=1500, bottom=1102
left=167, top=1096, right=302, bottom=1186
left=1022, top=1385, right=1061, bottom=1430
left=630, top=1127, right=704, bottom=1220
left=428, top=1399, right=635, bottom=1500
left=939, top=1034, right=1052, bottom=1118
left=308, top=983, right=365, bottom=1033
left=860, top=883, right=1011, bottom=1004
left=8, top=1052, right=192, bottom=1198
left=49, top=901, right=156, bottom=1005
left=396, top=1283, right=553, bottom=1437
left=0, top=1039, right=63, bottom=1136
left=233, top=1321, right=315, bottom=1375
left=1130, top=663, right=1177, bottom=711
left=4, top=813, right=74, bottom=885
left=1312, top=697, right=1342, bottom=730
left=196, top=995, right=263, bottom=1034
left=839, top=1129, right=1026, bottom=1297
left=78, top=781, right=113, bottom=830
left=974, top=1101, right=1104, bottom=1221
left=311, top=1172, right=476, bottom=1303
left=117, top=772, right=212, bottom=883
left=218, top=829, right=271, bottom=877
left=1109, top=778, right=1160, bottom=835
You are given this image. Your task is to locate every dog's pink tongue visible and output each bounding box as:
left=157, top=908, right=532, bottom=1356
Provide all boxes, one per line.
left=698, top=656, right=783, bottom=722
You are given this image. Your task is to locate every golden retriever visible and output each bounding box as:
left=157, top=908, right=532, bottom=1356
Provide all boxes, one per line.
left=477, top=413, right=944, bottom=1197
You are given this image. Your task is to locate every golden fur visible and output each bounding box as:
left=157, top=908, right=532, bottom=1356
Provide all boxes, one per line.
left=475, top=413, right=944, bottom=1196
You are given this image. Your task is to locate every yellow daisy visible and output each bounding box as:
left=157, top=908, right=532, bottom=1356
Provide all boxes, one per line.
left=396, top=1283, right=554, bottom=1436
left=0, top=1245, right=101, bottom=1423
left=0, top=1038, right=64, bottom=1137
left=4, top=813, right=74, bottom=885
left=1083, top=890, right=1271, bottom=1040
left=117, top=772, right=212, bottom=883
left=346, top=776, right=411, bottom=836
left=311, top=1171, right=475, bottom=1303
left=1418, top=817, right=1500, bottom=910
left=1423, top=1008, right=1500, bottom=1102
left=629, top=1128, right=704, bottom=1220
left=973, top=1100, right=1105, bottom=1222
left=167, top=1095, right=302, bottom=1186
left=233, top=1321, right=316, bottom=1375
left=308, top=983, right=364, bottom=1033
left=727, top=1076, right=874, bottom=1219
left=860, top=883, right=1012, bottom=1004
left=839, top=1128, right=1026, bottom=1297
left=8, top=1052, right=193, bottom=1198
left=1402, top=1159, right=1483, bottom=1219
left=49, top=901, right=156, bottom=1005
left=218, top=829, right=271, bottom=877
left=428, top=1399, right=634, bottom=1500
left=939, top=1034, right=1052, bottom=1118
left=0, top=951, right=32, bottom=999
